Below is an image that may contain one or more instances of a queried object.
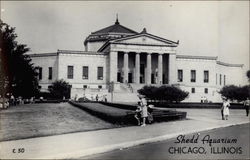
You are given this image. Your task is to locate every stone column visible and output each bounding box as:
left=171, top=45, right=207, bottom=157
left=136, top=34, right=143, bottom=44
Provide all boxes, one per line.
left=135, top=52, right=140, bottom=84
left=123, top=52, right=129, bottom=83
left=158, top=53, right=163, bottom=84
left=109, top=51, right=118, bottom=82
left=168, top=54, right=177, bottom=84
left=146, top=53, right=152, bottom=84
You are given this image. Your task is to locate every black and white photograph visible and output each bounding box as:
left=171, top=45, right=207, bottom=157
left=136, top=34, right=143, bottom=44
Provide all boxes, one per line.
left=0, top=1, right=249, bottom=159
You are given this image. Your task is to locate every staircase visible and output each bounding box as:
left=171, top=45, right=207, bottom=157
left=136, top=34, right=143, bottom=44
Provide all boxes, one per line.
left=119, top=83, right=133, bottom=93
left=125, top=82, right=133, bottom=93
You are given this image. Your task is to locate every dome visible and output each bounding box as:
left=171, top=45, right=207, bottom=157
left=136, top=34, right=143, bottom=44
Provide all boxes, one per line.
left=84, top=18, right=138, bottom=45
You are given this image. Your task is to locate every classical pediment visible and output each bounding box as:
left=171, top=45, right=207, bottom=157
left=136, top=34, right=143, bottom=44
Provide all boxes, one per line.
left=110, top=33, right=178, bottom=46
left=98, top=33, right=178, bottom=52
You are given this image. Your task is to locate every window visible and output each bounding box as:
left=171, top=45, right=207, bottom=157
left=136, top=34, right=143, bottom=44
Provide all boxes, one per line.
left=219, top=74, right=222, bottom=85
left=38, top=67, right=42, bottom=80
left=67, top=66, right=74, bottom=79
left=38, top=85, right=42, bottom=89
left=98, top=85, right=102, bottom=89
left=83, top=85, right=87, bottom=89
left=82, top=66, right=88, bottom=79
left=204, top=70, right=209, bottom=83
left=178, top=70, right=183, bottom=82
left=224, top=75, right=226, bottom=86
left=97, top=67, right=103, bottom=80
left=204, top=88, right=208, bottom=94
left=48, top=67, right=52, bottom=80
left=191, top=88, right=195, bottom=93
left=191, top=70, right=196, bottom=82
left=48, top=85, right=52, bottom=89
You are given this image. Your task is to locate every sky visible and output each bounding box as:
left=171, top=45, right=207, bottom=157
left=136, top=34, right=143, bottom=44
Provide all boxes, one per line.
left=1, top=1, right=249, bottom=71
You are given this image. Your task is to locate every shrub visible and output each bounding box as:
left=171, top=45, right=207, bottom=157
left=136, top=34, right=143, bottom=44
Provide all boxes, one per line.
left=138, top=85, right=189, bottom=103
left=137, top=86, right=158, bottom=100
left=49, top=79, right=71, bottom=99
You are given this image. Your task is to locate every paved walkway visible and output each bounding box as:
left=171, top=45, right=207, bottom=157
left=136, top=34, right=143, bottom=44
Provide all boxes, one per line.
left=0, top=109, right=249, bottom=159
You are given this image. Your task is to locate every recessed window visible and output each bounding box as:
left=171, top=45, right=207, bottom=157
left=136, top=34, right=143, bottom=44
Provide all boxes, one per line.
left=83, top=85, right=87, bottom=89
left=224, top=75, right=226, bottom=86
left=204, top=70, right=209, bottom=83
left=191, top=88, right=195, bottom=93
left=97, top=67, right=103, bottom=80
left=67, top=66, right=74, bottom=79
left=178, top=69, right=183, bottom=82
left=38, top=85, right=42, bottom=89
left=82, top=66, right=88, bottom=79
left=48, top=67, right=52, bottom=80
left=38, top=67, right=42, bottom=80
left=98, top=85, right=102, bottom=89
left=191, top=70, right=196, bottom=82
left=219, top=74, right=222, bottom=85
left=204, top=88, right=208, bottom=94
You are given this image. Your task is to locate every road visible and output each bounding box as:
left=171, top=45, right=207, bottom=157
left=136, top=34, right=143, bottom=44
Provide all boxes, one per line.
left=83, top=123, right=250, bottom=159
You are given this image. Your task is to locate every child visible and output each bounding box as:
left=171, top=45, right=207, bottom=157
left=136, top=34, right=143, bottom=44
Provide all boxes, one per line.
left=141, top=103, right=148, bottom=127
left=134, top=102, right=142, bottom=126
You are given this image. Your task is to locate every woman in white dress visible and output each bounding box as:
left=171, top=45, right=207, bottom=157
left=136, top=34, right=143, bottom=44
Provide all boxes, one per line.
left=223, top=99, right=230, bottom=120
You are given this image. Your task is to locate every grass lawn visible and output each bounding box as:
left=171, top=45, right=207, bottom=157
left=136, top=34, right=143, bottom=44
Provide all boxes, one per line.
left=0, top=103, right=120, bottom=141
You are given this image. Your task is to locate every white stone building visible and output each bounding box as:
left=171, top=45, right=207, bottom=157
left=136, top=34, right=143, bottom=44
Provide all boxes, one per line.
left=30, top=18, right=245, bottom=102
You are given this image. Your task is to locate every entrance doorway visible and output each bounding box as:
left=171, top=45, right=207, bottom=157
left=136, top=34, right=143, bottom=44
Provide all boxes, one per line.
left=151, top=73, right=154, bottom=84
left=140, top=64, right=145, bottom=83
left=128, top=73, right=133, bottom=83
left=117, top=72, right=121, bottom=82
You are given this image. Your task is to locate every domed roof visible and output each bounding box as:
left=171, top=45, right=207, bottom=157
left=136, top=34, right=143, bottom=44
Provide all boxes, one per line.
left=84, top=18, right=138, bottom=45
left=91, top=19, right=138, bottom=35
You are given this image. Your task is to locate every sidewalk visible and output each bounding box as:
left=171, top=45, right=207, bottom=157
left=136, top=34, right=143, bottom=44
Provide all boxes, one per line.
left=0, top=109, right=249, bottom=159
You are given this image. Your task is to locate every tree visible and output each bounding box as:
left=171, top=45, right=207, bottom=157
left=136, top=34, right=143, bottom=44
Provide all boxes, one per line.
left=247, top=70, right=250, bottom=82
left=48, top=79, right=71, bottom=99
left=0, top=20, right=39, bottom=98
left=219, top=85, right=250, bottom=102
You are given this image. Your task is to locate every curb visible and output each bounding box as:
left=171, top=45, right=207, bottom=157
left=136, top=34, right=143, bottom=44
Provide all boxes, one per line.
left=42, top=121, right=250, bottom=159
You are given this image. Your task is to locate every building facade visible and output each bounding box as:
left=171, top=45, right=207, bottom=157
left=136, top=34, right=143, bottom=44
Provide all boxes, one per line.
left=30, top=19, right=244, bottom=102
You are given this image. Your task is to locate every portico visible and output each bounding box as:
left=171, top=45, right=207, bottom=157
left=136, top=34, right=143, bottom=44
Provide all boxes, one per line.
left=115, top=51, right=176, bottom=85
left=100, top=30, right=179, bottom=86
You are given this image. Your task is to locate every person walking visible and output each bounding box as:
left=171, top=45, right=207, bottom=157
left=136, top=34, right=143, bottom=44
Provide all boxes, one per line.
left=243, top=98, right=250, bottom=116
left=223, top=99, right=230, bottom=120
left=220, top=102, right=225, bottom=120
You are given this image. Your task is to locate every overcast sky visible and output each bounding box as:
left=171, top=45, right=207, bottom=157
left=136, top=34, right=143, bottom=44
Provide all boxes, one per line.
left=1, top=1, right=249, bottom=70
